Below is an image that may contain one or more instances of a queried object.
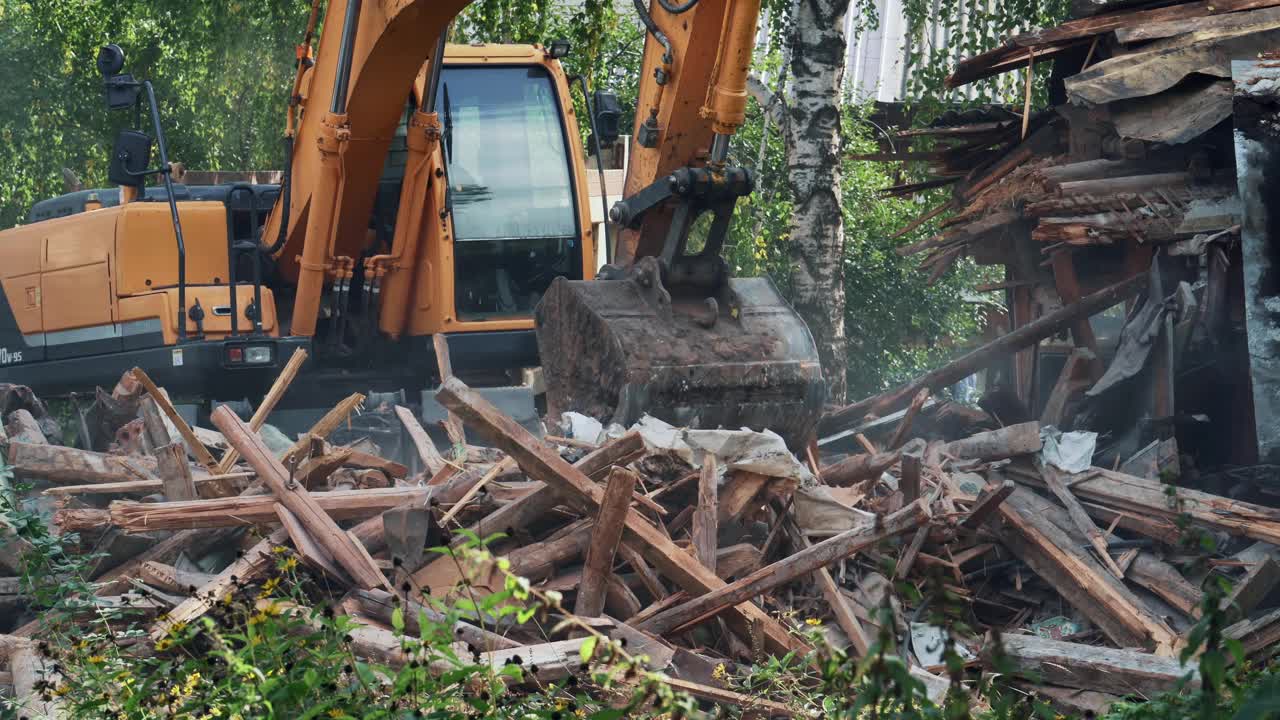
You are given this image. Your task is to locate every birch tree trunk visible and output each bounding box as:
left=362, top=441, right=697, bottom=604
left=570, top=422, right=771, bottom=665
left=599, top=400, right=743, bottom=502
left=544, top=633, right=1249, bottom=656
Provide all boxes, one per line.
left=785, top=0, right=849, bottom=404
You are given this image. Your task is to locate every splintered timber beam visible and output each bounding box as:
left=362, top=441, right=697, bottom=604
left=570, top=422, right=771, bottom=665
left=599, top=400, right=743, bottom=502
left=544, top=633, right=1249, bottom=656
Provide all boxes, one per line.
left=576, top=467, right=638, bottom=618
left=131, top=367, right=219, bottom=472
left=638, top=500, right=931, bottom=636
left=150, top=527, right=289, bottom=641
left=9, top=441, right=157, bottom=484
left=212, top=405, right=387, bottom=590
left=989, top=488, right=1179, bottom=652
left=821, top=273, right=1147, bottom=434
left=692, top=457, right=718, bottom=569
left=215, top=348, right=309, bottom=475
left=103, top=487, right=432, bottom=532
left=395, top=405, right=447, bottom=476
left=434, top=377, right=807, bottom=655
left=280, top=393, right=366, bottom=467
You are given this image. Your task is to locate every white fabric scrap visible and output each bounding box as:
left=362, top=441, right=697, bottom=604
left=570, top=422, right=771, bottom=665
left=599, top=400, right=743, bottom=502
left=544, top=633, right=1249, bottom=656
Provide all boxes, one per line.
left=561, top=412, right=604, bottom=444
left=792, top=485, right=876, bottom=536
left=632, top=414, right=814, bottom=485
left=1040, top=426, right=1098, bottom=474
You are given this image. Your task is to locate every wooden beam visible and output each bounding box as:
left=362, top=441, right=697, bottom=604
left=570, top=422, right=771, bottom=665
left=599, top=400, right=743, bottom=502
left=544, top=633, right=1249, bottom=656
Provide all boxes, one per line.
left=639, top=501, right=930, bottom=636
left=344, top=588, right=520, bottom=652
left=215, top=348, right=308, bottom=475
left=8, top=441, right=157, bottom=484
left=821, top=451, right=900, bottom=487
left=437, top=457, right=515, bottom=527
left=960, top=479, right=1016, bottom=530
left=576, top=467, right=638, bottom=618
left=988, top=488, right=1179, bottom=652
left=717, top=470, right=767, bottom=523
left=434, top=377, right=806, bottom=655
left=1041, top=348, right=1097, bottom=427
left=943, top=422, right=1042, bottom=462
left=821, top=273, right=1146, bottom=433
left=1042, top=465, right=1125, bottom=578
left=130, top=367, right=218, bottom=472
left=138, top=561, right=216, bottom=594
left=986, top=633, right=1195, bottom=697
left=1128, top=553, right=1204, bottom=619
left=692, top=457, right=718, bottom=569
left=212, top=406, right=388, bottom=590
left=44, top=472, right=252, bottom=497
left=786, top=519, right=871, bottom=656
left=275, top=503, right=348, bottom=582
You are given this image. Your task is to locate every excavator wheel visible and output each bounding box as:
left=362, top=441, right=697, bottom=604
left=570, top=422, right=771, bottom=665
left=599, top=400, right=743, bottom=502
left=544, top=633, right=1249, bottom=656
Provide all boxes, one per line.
left=534, top=257, right=826, bottom=448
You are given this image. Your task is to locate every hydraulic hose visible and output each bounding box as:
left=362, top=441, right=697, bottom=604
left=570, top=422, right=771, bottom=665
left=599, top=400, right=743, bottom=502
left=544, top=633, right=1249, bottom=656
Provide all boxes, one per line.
left=658, top=0, right=700, bottom=12
left=263, top=134, right=293, bottom=255
left=633, top=0, right=673, bottom=63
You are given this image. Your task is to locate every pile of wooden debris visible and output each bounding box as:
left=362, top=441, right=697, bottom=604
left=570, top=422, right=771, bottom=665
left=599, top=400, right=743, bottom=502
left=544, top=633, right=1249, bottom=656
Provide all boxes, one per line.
left=2, top=337, right=1279, bottom=715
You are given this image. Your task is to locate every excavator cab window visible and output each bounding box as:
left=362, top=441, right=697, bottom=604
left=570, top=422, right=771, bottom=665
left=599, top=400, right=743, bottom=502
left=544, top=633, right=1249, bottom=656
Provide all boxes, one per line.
left=439, top=65, right=582, bottom=320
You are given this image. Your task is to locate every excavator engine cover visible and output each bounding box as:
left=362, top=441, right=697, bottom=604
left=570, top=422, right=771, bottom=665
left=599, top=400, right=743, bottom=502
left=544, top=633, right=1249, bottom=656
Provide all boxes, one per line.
left=535, top=257, right=825, bottom=447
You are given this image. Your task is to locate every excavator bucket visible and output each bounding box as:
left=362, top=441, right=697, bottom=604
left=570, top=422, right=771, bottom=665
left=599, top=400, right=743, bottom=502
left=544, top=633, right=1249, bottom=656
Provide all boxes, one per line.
left=535, top=260, right=825, bottom=447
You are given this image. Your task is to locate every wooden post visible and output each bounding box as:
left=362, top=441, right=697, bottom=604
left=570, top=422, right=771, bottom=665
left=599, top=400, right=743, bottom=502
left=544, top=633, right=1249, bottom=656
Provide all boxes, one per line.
left=986, top=634, right=1194, bottom=697
left=215, top=348, right=308, bottom=474
left=692, top=457, right=718, bottom=569
left=900, top=450, right=922, bottom=505
left=155, top=443, right=198, bottom=501
left=1042, top=465, right=1125, bottom=578
left=139, top=395, right=175, bottom=452
left=1041, top=348, right=1097, bottom=427
left=1223, top=557, right=1280, bottom=622
left=638, top=500, right=931, bottom=636
left=576, top=468, right=638, bottom=617
left=786, top=520, right=871, bottom=657
left=212, top=406, right=388, bottom=590
left=942, top=422, right=1042, bottom=462
left=434, top=377, right=807, bottom=655
left=432, top=334, right=467, bottom=450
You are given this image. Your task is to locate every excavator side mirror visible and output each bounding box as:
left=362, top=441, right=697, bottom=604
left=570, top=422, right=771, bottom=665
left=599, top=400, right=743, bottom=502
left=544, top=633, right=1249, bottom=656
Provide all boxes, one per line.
left=109, top=129, right=153, bottom=188
left=592, top=90, right=622, bottom=147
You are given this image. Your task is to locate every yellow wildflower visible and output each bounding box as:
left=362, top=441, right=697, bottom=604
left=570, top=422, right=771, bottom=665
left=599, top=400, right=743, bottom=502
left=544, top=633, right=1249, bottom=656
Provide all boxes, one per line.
left=88, top=655, right=106, bottom=664
left=53, top=684, right=71, bottom=697
left=248, top=611, right=268, bottom=626
left=154, top=638, right=174, bottom=652
left=805, top=618, right=822, bottom=627
left=327, top=710, right=344, bottom=719
left=258, top=577, right=281, bottom=598
left=281, top=556, right=298, bottom=571
left=272, top=545, right=288, bottom=554
left=712, top=663, right=727, bottom=680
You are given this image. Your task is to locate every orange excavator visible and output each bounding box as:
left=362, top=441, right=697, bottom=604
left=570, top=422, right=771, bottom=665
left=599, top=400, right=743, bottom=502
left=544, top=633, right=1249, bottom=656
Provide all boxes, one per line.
left=0, top=0, right=823, bottom=445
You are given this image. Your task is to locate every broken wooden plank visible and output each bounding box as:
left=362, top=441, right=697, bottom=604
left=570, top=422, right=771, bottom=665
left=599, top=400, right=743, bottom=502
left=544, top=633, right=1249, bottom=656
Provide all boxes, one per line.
left=138, top=561, right=216, bottom=594
left=620, top=543, right=667, bottom=599
left=888, top=389, right=930, bottom=450
left=1223, top=557, right=1280, bottom=622
left=639, top=500, right=931, bottom=636
left=434, top=377, right=807, bottom=655
left=102, top=487, right=432, bottom=532
left=280, top=393, right=366, bottom=467
left=345, top=588, right=520, bottom=652
left=150, top=527, right=288, bottom=641
left=8, top=636, right=65, bottom=719
left=130, top=367, right=218, bottom=472
left=432, top=334, right=467, bottom=451
left=1008, top=463, right=1280, bottom=545
left=717, top=470, right=767, bottom=524
left=1128, top=553, right=1204, bottom=619
left=395, top=405, right=447, bottom=476
left=212, top=406, right=387, bottom=590
left=989, top=488, right=1179, bottom=652
left=1043, top=465, right=1126, bottom=578
left=692, top=457, right=718, bottom=570
left=1225, top=606, right=1280, bottom=658
left=785, top=519, right=870, bottom=656
left=437, top=457, right=516, bottom=527
left=577, top=467, right=638, bottom=618
left=960, top=479, right=1017, bottom=530
left=900, top=450, right=923, bottom=505
left=43, top=472, right=251, bottom=498
left=215, top=348, right=308, bottom=475
left=986, top=633, right=1195, bottom=697
left=822, top=273, right=1146, bottom=432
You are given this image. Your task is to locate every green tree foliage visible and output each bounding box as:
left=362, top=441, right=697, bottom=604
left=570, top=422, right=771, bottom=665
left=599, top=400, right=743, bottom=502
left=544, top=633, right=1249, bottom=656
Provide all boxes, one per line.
left=0, top=0, right=312, bottom=228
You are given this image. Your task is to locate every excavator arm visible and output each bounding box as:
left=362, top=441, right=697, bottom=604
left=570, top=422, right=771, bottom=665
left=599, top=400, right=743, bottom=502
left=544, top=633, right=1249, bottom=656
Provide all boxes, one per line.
left=261, top=0, right=823, bottom=444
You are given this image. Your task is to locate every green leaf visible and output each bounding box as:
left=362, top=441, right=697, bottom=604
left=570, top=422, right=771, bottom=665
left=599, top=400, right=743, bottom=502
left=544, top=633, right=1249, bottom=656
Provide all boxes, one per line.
left=391, top=606, right=404, bottom=634
left=579, top=635, right=599, bottom=664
